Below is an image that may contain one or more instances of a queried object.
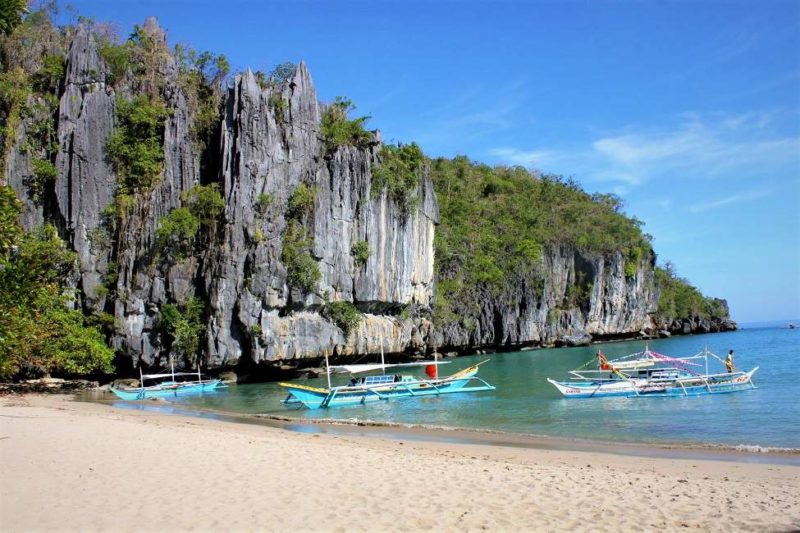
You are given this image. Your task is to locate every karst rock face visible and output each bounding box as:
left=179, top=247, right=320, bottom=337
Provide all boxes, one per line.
left=203, top=66, right=439, bottom=367
left=4, top=19, right=732, bottom=375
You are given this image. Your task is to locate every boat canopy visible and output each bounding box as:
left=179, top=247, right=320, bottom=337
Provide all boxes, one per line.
left=141, top=372, right=201, bottom=379
left=328, top=361, right=450, bottom=375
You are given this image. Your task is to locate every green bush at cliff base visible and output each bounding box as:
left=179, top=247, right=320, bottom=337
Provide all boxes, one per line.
left=322, top=300, right=362, bottom=337
left=320, top=96, right=372, bottom=150
left=159, top=297, right=204, bottom=363
left=281, top=221, right=320, bottom=294
left=0, top=185, right=22, bottom=256
left=106, top=95, right=169, bottom=193
left=0, top=198, right=114, bottom=379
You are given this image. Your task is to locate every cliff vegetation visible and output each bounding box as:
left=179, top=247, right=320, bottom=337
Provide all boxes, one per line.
left=0, top=5, right=734, bottom=380
left=0, top=186, right=114, bottom=379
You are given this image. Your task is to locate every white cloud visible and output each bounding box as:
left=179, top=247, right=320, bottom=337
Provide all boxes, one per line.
left=656, top=198, right=672, bottom=208
left=409, top=81, right=529, bottom=148
left=489, top=148, right=552, bottom=167
left=490, top=111, right=800, bottom=188
left=687, top=189, right=773, bottom=213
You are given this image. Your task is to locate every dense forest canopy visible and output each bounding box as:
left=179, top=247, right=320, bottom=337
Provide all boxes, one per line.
left=428, top=157, right=652, bottom=323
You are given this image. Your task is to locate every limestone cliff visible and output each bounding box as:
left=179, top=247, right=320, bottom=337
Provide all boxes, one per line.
left=435, top=246, right=661, bottom=351
left=2, top=18, right=734, bottom=377
left=203, top=67, right=438, bottom=367
left=4, top=20, right=439, bottom=373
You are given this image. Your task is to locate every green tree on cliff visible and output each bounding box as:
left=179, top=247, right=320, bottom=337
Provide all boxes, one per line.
left=0, top=0, right=28, bottom=36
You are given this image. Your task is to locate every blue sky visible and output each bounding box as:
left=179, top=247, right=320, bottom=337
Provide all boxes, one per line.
left=61, top=0, right=800, bottom=322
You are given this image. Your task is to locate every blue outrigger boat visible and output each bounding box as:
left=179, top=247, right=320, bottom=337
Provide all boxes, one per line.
left=110, top=361, right=226, bottom=400
left=280, top=351, right=495, bottom=409
left=547, top=346, right=758, bottom=399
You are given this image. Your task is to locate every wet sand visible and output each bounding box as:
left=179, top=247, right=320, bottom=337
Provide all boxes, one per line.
left=1, top=394, right=798, bottom=532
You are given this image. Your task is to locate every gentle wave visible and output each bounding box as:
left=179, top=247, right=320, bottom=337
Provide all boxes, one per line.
left=731, top=444, right=800, bottom=454
left=257, top=412, right=800, bottom=456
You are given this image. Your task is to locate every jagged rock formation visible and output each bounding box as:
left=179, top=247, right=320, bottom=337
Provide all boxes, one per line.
left=435, top=246, right=660, bottom=351
left=4, top=20, right=440, bottom=373
left=204, top=67, right=438, bottom=366
left=3, top=18, right=735, bottom=376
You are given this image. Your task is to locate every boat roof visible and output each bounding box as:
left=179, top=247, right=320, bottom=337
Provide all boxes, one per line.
left=142, top=372, right=202, bottom=379
left=328, top=361, right=449, bottom=375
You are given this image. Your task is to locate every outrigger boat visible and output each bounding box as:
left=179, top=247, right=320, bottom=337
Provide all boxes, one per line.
left=279, top=348, right=495, bottom=409
left=110, top=359, right=226, bottom=400
left=547, top=346, right=758, bottom=399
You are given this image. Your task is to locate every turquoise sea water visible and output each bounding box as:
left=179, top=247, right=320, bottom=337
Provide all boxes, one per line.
left=171, top=322, right=800, bottom=450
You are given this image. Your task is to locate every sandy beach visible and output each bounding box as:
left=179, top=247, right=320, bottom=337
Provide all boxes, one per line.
left=1, top=395, right=798, bottom=532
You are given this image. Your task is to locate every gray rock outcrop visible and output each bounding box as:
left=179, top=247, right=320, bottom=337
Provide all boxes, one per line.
left=204, top=66, right=438, bottom=367
left=435, top=246, right=660, bottom=351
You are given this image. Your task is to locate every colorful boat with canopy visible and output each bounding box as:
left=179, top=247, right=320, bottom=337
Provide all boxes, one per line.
left=547, top=346, right=758, bottom=398
left=279, top=349, right=495, bottom=409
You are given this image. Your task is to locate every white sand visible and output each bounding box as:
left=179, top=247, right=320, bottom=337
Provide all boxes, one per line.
left=1, top=394, right=798, bottom=532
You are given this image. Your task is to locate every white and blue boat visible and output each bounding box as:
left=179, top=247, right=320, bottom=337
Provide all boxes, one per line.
left=547, top=346, right=758, bottom=399
left=110, top=362, right=226, bottom=400
left=280, top=350, right=495, bottom=409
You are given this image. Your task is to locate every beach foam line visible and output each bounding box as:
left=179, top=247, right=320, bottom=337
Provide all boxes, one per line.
left=82, top=393, right=800, bottom=463
left=254, top=412, right=800, bottom=463
left=733, top=444, right=800, bottom=454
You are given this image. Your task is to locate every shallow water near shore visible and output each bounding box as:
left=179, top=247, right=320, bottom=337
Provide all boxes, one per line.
left=128, top=322, right=800, bottom=450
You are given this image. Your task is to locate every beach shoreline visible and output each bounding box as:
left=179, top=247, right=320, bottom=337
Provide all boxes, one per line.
left=77, top=391, right=800, bottom=466
left=1, top=394, right=798, bottom=532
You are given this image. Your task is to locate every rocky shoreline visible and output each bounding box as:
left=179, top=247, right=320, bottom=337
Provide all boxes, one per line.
left=0, top=378, right=99, bottom=395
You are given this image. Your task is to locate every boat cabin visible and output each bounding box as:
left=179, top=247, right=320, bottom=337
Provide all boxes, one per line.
left=348, top=374, right=416, bottom=387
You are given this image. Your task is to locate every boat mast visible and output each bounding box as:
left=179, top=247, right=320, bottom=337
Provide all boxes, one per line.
left=170, top=354, right=175, bottom=383
left=197, top=356, right=202, bottom=384
left=139, top=365, right=144, bottom=389
left=380, top=333, right=385, bottom=374
left=324, top=349, right=331, bottom=389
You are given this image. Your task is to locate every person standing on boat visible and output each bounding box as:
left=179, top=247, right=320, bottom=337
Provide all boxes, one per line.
left=725, top=350, right=735, bottom=373
left=597, top=350, right=609, bottom=370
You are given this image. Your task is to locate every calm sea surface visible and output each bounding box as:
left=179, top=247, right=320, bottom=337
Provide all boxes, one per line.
left=170, top=321, right=800, bottom=450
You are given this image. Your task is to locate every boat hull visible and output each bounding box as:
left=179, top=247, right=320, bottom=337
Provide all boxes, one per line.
left=110, top=379, right=225, bottom=400
left=548, top=368, right=758, bottom=399
left=280, top=367, right=495, bottom=409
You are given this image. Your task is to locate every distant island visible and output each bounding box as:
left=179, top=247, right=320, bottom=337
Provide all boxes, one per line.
left=0, top=8, right=735, bottom=382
